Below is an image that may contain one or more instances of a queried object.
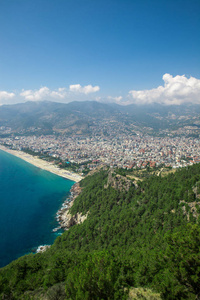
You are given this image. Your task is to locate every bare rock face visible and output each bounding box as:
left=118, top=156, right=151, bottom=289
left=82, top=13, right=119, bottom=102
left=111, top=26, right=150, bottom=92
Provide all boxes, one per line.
left=180, top=200, right=200, bottom=220
left=66, top=214, right=77, bottom=227
left=60, top=210, right=88, bottom=229
left=56, top=182, right=89, bottom=230
left=36, top=245, right=50, bottom=253
left=104, top=170, right=133, bottom=192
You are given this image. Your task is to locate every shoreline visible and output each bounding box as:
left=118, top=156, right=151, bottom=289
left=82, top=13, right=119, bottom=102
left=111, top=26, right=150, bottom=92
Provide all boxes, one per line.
left=54, top=182, right=83, bottom=231
left=0, top=144, right=83, bottom=183
left=0, top=144, right=84, bottom=254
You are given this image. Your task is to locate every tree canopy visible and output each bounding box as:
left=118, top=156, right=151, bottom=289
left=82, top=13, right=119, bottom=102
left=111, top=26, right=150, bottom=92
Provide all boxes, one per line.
left=0, top=163, right=200, bottom=299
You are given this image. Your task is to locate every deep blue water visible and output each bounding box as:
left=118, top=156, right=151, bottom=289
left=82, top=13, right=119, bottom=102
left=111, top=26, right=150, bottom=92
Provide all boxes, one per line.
left=0, top=149, right=74, bottom=268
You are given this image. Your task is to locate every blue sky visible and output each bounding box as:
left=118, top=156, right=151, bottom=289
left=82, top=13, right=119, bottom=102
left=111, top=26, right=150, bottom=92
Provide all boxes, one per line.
left=0, top=0, right=200, bottom=105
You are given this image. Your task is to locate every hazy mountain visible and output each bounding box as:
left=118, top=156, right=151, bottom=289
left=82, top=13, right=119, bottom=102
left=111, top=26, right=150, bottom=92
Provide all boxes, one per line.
left=0, top=100, right=199, bottom=135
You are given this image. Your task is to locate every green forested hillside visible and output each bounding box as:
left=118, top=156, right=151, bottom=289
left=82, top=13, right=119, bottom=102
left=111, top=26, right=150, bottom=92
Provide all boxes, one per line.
left=0, top=164, right=200, bottom=299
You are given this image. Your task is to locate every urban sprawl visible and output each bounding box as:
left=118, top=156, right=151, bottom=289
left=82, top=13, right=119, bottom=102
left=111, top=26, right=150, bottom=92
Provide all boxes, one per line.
left=1, top=133, right=200, bottom=173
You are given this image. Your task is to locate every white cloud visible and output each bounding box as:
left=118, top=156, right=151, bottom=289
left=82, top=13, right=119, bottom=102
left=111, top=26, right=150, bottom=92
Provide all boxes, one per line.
left=0, top=91, right=15, bottom=101
left=20, top=87, right=50, bottom=101
left=129, top=74, right=200, bottom=105
left=20, top=84, right=100, bottom=102
left=20, top=87, right=67, bottom=101
left=108, top=96, right=123, bottom=103
left=69, top=84, right=82, bottom=93
left=50, top=88, right=67, bottom=99
left=69, top=84, right=100, bottom=94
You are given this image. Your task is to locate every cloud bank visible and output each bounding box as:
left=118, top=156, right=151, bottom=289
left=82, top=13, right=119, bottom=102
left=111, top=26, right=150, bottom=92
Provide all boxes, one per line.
left=129, top=74, right=200, bottom=105
left=0, top=91, right=15, bottom=101
left=20, top=87, right=67, bottom=101
left=19, top=84, right=100, bottom=102
left=108, top=96, right=123, bottom=103
left=69, top=84, right=100, bottom=94
left=1, top=75, right=200, bottom=106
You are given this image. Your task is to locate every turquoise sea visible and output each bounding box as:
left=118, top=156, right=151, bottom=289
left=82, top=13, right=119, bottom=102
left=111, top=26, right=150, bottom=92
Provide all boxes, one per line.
left=0, top=149, right=74, bottom=268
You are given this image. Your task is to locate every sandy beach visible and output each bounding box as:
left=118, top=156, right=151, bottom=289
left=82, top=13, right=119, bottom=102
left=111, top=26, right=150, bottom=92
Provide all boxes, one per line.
left=0, top=145, right=83, bottom=182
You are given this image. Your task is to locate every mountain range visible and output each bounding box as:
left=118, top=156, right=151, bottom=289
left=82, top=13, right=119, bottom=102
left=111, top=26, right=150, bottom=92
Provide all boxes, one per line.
left=0, top=100, right=200, bottom=136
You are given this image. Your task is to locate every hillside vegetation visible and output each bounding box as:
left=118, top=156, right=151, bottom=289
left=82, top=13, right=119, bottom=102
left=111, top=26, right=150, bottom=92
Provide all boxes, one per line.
left=0, top=164, right=200, bottom=299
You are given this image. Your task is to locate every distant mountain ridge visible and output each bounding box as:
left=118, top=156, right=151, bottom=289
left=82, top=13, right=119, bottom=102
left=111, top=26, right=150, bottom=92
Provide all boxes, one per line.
left=0, top=100, right=199, bottom=135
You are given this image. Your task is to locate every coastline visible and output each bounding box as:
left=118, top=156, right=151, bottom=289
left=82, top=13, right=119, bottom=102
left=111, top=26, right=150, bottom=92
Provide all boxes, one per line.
left=0, top=145, right=83, bottom=183
left=0, top=144, right=85, bottom=254
left=56, top=182, right=84, bottom=230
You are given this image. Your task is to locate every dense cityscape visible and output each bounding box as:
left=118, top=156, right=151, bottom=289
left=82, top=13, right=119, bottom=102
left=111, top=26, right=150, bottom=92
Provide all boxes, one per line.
left=1, top=133, right=200, bottom=173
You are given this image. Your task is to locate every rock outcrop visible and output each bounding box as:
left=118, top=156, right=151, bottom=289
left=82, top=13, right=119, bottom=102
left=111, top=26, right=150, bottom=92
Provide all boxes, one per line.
left=59, top=211, right=88, bottom=229
left=104, top=170, right=133, bottom=192
left=180, top=200, right=200, bottom=220
left=57, top=183, right=88, bottom=230
left=36, top=245, right=50, bottom=253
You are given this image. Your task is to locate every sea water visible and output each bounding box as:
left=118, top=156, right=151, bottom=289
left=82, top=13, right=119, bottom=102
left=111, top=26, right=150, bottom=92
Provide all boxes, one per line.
left=0, top=150, right=74, bottom=268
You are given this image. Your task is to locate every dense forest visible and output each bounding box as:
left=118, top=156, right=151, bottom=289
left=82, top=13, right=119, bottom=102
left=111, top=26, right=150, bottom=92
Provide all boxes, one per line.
left=0, top=163, right=200, bottom=299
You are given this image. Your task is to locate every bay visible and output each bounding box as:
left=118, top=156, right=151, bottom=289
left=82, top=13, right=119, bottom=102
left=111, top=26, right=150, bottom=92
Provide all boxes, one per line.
left=0, top=149, right=74, bottom=268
